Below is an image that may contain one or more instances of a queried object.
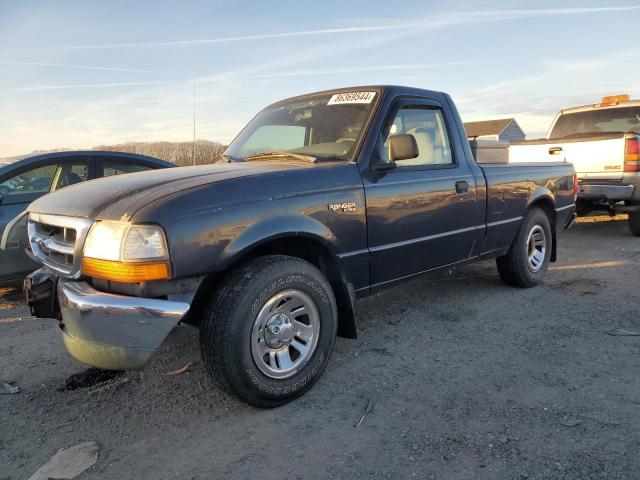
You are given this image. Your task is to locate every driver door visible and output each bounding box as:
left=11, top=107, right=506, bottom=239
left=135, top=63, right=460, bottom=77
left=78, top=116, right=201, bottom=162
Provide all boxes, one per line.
left=362, top=97, right=484, bottom=287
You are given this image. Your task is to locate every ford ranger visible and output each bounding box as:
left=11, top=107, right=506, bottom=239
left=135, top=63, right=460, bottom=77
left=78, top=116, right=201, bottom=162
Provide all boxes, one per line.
left=510, top=94, right=640, bottom=235
left=17, top=86, right=576, bottom=407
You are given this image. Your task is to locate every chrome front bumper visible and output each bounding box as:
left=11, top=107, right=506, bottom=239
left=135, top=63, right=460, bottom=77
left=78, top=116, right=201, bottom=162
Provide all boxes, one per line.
left=57, top=280, right=190, bottom=370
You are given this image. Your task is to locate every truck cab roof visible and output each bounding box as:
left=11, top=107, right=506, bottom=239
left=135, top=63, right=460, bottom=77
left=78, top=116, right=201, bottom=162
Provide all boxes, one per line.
left=266, top=85, right=447, bottom=109
left=558, top=97, right=640, bottom=115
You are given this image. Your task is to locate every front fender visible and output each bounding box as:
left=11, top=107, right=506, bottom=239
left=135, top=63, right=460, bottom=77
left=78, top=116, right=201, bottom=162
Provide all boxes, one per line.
left=223, top=215, right=337, bottom=264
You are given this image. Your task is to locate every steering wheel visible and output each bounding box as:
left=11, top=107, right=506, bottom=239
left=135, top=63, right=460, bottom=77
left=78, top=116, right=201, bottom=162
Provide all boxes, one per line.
left=336, top=137, right=356, bottom=145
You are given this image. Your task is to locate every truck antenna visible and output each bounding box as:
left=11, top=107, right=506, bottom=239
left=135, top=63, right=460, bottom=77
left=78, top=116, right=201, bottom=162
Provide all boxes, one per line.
left=192, top=77, right=196, bottom=166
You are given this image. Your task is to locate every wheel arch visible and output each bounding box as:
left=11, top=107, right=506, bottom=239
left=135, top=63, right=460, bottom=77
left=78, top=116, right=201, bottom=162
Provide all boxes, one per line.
left=526, top=190, right=557, bottom=262
left=187, top=223, right=357, bottom=339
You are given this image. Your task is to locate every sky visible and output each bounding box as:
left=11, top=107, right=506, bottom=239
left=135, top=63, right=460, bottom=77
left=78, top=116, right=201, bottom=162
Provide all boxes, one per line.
left=0, top=0, right=639, bottom=158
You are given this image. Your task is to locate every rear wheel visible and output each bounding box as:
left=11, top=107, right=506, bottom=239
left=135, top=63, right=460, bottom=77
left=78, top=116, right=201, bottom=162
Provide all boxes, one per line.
left=628, top=212, right=640, bottom=236
left=496, top=207, right=552, bottom=288
left=199, top=255, right=337, bottom=407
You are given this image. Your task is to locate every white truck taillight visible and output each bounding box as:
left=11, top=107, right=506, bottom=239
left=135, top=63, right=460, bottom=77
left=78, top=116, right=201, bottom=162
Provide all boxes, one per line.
left=573, top=173, right=579, bottom=202
left=625, top=134, right=640, bottom=172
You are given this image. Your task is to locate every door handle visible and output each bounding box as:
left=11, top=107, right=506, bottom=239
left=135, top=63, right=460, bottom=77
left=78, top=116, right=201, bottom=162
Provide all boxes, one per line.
left=549, top=146, right=563, bottom=155
left=455, top=180, right=469, bottom=194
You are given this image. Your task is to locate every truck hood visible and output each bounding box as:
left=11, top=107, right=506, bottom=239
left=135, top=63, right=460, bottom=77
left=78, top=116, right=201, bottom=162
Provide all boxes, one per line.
left=28, top=162, right=305, bottom=221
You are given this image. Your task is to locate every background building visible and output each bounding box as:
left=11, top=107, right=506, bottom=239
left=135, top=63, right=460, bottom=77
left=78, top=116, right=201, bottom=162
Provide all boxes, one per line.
left=463, top=118, right=526, bottom=143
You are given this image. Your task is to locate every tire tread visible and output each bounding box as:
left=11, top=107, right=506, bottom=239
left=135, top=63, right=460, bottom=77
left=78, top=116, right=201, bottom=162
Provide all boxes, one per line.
left=199, top=255, right=335, bottom=407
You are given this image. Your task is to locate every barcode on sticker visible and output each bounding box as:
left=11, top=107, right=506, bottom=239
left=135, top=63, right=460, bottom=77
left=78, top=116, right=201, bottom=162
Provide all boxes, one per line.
left=327, top=92, right=376, bottom=105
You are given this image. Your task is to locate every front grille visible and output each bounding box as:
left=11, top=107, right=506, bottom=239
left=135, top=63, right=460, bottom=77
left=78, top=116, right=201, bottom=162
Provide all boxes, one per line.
left=27, top=213, right=93, bottom=278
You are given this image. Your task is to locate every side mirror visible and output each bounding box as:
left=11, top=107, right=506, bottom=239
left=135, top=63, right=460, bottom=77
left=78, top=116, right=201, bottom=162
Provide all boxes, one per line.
left=388, top=134, right=419, bottom=162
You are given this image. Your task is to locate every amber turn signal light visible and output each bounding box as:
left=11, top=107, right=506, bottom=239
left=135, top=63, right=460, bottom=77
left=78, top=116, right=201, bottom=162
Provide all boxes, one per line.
left=82, top=257, right=171, bottom=283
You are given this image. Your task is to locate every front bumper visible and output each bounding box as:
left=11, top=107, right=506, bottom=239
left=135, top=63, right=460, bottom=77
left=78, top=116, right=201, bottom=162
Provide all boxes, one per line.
left=26, top=269, right=190, bottom=370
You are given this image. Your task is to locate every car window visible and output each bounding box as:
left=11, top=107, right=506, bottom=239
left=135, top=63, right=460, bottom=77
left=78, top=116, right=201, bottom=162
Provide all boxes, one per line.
left=225, top=92, right=376, bottom=161
left=0, top=164, right=57, bottom=205
left=382, top=106, right=453, bottom=167
left=51, top=162, right=89, bottom=191
left=103, top=160, right=153, bottom=177
left=239, top=125, right=307, bottom=154
left=549, top=106, right=640, bottom=138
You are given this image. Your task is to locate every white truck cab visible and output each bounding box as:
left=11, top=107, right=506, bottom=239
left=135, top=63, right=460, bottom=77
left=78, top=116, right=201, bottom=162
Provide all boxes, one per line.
left=510, top=95, right=640, bottom=235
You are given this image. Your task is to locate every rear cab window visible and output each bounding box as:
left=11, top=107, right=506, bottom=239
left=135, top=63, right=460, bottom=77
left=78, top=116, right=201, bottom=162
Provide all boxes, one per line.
left=550, top=106, right=640, bottom=138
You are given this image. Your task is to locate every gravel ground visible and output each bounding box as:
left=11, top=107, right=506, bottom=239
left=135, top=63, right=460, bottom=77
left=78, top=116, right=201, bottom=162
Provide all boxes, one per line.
left=2, top=215, right=639, bottom=479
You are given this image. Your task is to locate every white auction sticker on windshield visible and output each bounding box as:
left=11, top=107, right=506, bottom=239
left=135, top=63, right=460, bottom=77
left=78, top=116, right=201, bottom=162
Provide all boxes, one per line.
left=327, top=91, right=376, bottom=105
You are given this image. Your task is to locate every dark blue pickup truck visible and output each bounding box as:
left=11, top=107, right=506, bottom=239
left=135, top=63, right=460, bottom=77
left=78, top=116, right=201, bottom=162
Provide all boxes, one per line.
left=21, top=86, right=576, bottom=407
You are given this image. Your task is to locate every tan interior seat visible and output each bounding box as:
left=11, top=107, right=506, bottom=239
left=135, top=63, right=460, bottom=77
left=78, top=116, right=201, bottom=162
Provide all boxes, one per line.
left=394, top=127, right=436, bottom=165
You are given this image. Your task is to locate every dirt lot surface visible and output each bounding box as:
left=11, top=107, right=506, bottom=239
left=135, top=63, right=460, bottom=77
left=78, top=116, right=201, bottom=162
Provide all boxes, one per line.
left=2, top=215, right=639, bottom=479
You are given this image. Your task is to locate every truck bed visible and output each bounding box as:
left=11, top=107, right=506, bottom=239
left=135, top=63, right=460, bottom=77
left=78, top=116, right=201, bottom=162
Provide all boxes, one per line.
left=479, top=162, right=576, bottom=256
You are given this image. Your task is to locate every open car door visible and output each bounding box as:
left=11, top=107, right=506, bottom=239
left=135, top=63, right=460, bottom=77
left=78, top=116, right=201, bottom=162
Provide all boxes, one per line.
left=0, top=210, right=38, bottom=282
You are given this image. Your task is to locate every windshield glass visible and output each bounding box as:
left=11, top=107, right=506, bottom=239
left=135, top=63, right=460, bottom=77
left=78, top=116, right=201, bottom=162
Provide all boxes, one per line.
left=225, top=91, right=378, bottom=161
left=549, top=106, right=640, bottom=138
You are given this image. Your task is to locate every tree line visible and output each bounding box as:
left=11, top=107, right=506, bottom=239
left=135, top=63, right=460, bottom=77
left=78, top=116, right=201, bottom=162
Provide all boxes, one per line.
left=93, top=140, right=227, bottom=166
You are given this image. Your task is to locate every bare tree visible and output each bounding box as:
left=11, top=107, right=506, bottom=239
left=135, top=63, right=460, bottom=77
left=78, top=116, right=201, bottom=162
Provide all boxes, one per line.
left=93, top=140, right=227, bottom=166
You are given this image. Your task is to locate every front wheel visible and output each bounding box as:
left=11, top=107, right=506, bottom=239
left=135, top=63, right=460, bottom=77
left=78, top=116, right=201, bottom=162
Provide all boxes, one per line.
left=496, top=207, right=553, bottom=288
left=628, top=212, right=640, bottom=236
left=199, top=255, right=337, bottom=407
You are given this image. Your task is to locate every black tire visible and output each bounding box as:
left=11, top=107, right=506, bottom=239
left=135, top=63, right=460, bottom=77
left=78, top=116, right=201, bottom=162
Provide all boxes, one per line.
left=496, top=207, right=553, bottom=288
left=629, top=212, right=640, bottom=236
left=199, top=255, right=337, bottom=408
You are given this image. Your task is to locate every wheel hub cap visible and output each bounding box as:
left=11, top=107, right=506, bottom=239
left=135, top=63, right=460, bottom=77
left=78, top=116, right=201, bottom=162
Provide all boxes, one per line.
left=251, top=289, right=320, bottom=379
left=526, top=224, right=546, bottom=272
left=264, top=314, right=295, bottom=348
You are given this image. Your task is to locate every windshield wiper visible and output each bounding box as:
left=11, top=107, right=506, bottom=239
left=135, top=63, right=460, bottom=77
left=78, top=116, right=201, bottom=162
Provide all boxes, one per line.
left=243, top=151, right=317, bottom=163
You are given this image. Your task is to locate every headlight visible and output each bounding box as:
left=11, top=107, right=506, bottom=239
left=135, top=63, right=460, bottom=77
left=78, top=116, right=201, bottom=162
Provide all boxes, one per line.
left=82, top=221, right=170, bottom=282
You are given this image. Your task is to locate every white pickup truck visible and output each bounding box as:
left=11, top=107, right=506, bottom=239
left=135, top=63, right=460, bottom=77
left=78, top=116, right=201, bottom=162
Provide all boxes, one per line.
left=510, top=95, right=640, bottom=235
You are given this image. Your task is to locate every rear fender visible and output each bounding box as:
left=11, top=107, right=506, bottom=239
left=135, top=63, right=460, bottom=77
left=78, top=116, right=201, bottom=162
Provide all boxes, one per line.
left=526, top=187, right=557, bottom=262
left=526, top=187, right=555, bottom=210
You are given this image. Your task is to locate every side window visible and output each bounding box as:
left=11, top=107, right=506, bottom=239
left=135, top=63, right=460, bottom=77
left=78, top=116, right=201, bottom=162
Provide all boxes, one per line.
left=103, top=160, right=153, bottom=177
left=0, top=164, right=57, bottom=205
left=383, top=106, right=453, bottom=167
left=51, top=162, right=89, bottom=191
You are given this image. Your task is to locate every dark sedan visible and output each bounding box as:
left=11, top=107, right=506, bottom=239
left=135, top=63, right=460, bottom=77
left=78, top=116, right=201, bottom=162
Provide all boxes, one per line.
left=0, top=151, right=174, bottom=285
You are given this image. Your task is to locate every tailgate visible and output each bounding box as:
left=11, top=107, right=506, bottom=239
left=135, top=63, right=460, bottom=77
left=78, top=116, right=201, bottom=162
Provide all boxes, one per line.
left=510, top=134, right=626, bottom=181
left=558, top=137, right=626, bottom=180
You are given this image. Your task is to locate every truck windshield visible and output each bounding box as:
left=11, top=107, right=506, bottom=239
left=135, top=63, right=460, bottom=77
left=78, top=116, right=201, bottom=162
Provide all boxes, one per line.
left=549, top=106, right=640, bottom=139
left=225, top=91, right=377, bottom=161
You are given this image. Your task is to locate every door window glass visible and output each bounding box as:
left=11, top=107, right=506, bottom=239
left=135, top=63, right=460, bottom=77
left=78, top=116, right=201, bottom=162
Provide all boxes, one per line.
left=52, top=163, right=89, bottom=191
left=383, top=107, right=453, bottom=167
left=0, top=165, right=57, bottom=205
left=103, top=160, right=153, bottom=177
